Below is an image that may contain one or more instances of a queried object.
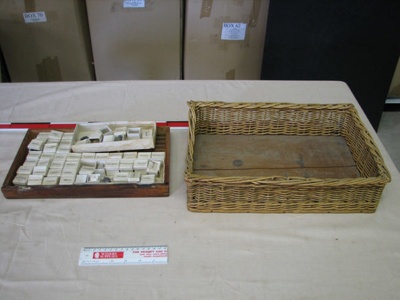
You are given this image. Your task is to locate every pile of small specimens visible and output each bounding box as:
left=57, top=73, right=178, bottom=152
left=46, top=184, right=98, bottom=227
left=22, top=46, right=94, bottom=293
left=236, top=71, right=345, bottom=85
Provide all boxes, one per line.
left=13, top=130, right=165, bottom=186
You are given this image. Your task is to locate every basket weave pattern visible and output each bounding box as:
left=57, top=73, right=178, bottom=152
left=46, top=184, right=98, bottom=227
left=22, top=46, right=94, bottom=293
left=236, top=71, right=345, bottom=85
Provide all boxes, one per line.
left=184, top=101, right=391, bottom=213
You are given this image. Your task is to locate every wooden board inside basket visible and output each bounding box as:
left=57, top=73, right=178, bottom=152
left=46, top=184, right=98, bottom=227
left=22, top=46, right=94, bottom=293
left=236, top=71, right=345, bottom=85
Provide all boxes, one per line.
left=193, top=134, right=360, bottom=178
left=1, top=127, right=170, bottom=199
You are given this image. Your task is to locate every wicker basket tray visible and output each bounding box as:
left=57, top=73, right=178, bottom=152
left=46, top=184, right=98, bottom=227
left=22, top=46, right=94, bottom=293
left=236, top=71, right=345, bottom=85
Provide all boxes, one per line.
left=184, top=101, right=391, bottom=213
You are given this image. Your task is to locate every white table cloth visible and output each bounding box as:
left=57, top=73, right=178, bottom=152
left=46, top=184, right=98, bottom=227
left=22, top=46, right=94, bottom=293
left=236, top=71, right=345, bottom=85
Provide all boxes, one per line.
left=0, top=80, right=399, bottom=299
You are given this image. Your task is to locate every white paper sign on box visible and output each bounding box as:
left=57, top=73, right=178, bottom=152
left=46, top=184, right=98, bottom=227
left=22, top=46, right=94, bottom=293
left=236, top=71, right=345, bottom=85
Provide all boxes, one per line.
left=221, top=23, right=247, bottom=40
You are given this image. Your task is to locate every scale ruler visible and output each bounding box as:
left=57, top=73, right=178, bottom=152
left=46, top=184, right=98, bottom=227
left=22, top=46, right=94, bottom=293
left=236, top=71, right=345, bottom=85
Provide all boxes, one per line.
left=78, top=245, right=168, bottom=266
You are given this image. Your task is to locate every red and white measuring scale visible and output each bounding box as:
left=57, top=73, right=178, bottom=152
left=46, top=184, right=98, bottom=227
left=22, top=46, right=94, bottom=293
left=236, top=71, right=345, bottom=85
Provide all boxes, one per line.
left=79, top=245, right=168, bottom=266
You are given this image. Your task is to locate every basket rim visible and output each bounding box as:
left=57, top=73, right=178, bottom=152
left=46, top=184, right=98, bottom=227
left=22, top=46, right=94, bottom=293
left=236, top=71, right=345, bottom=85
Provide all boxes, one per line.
left=185, top=100, right=392, bottom=187
left=187, top=100, right=356, bottom=110
left=183, top=172, right=390, bottom=187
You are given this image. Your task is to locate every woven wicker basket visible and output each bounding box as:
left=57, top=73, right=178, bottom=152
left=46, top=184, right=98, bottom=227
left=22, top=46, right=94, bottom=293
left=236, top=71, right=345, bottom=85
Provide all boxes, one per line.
left=184, top=101, right=391, bottom=213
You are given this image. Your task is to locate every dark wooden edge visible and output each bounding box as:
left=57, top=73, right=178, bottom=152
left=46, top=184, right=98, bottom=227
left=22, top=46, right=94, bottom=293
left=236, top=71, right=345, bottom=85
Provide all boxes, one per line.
left=1, top=127, right=170, bottom=199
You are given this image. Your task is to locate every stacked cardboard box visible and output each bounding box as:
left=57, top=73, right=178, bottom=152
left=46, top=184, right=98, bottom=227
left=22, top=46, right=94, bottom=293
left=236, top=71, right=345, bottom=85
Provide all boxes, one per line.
left=1, top=0, right=270, bottom=82
left=86, top=0, right=182, bottom=80
left=0, top=0, right=94, bottom=82
left=184, top=0, right=270, bottom=79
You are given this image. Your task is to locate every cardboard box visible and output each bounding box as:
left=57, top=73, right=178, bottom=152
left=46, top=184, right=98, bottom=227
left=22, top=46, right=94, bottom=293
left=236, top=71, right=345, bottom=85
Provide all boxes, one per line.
left=86, top=0, right=182, bottom=80
left=0, top=0, right=94, bottom=82
left=388, top=57, right=400, bottom=97
left=184, top=0, right=270, bottom=79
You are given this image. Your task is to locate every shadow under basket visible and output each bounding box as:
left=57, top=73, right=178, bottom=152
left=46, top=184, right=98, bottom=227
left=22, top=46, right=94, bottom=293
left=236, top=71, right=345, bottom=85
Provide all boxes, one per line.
left=184, top=101, right=391, bottom=213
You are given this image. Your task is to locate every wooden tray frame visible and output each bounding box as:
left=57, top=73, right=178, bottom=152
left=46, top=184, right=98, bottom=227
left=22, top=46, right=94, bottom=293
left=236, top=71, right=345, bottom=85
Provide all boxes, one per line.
left=2, top=126, right=170, bottom=199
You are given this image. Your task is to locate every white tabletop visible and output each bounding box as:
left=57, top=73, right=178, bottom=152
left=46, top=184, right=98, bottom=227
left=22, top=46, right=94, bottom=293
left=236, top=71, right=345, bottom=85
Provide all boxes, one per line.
left=0, top=80, right=399, bottom=299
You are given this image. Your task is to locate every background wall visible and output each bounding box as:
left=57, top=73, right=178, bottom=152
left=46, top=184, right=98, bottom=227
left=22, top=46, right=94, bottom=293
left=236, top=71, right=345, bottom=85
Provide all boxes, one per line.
left=261, top=0, right=400, bottom=130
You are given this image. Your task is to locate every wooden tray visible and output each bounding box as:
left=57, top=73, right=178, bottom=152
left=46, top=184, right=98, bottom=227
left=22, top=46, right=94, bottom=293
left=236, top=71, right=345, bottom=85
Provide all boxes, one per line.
left=1, top=126, right=170, bottom=199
